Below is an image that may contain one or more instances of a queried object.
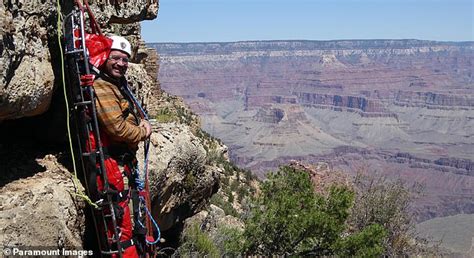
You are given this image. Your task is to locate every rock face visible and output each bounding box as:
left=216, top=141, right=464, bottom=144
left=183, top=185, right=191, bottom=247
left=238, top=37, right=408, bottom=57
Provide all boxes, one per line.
left=127, top=63, right=161, bottom=115
left=0, top=155, right=85, bottom=248
left=0, top=0, right=158, bottom=121
left=141, top=122, right=220, bottom=231
left=0, top=0, right=175, bottom=250
left=151, top=40, right=474, bottom=221
left=1, top=1, right=57, bottom=120
left=182, top=204, right=245, bottom=238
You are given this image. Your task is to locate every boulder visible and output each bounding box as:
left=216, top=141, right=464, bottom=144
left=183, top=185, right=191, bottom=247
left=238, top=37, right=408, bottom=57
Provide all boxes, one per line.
left=138, top=122, right=220, bottom=231
left=0, top=155, right=85, bottom=248
left=1, top=1, right=56, bottom=121
left=186, top=204, right=245, bottom=233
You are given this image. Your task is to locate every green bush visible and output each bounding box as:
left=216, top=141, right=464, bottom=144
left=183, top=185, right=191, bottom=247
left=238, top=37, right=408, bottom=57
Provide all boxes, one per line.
left=210, top=194, right=238, bottom=217
left=236, top=185, right=249, bottom=202
left=334, top=224, right=387, bottom=257
left=229, top=179, right=240, bottom=192
left=155, top=107, right=177, bottom=123
left=349, top=174, right=424, bottom=256
left=243, top=169, right=255, bottom=181
left=178, top=223, right=245, bottom=257
left=215, top=226, right=246, bottom=255
left=228, top=191, right=234, bottom=203
left=178, top=223, right=219, bottom=257
left=242, top=166, right=386, bottom=256
left=221, top=176, right=229, bottom=186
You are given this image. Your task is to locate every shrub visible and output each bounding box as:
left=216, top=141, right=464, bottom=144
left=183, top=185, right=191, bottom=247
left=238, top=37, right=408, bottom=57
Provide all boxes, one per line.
left=237, top=185, right=249, bottom=202
left=242, top=166, right=385, bottom=256
left=334, top=224, right=387, bottom=257
left=349, top=173, right=424, bottom=256
left=244, top=167, right=385, bottom=256
left=214, top=226, right=246, bottom=255
left=210, top=194, right=238, bottom=217
left=155, top=107, right=176, bottom=123
left=229, top=179, right=240, bottom=192
left=178, top=223, right=245, bottom=257
left=178, top=223, right=219, bottom=257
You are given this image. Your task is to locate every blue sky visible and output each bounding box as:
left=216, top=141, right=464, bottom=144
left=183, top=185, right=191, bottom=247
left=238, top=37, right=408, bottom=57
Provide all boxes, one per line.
left=141, top=0, right=473, bottom=43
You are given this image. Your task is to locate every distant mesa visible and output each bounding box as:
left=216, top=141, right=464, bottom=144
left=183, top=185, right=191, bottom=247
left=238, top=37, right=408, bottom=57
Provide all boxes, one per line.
left=254, top=107, right=285, bottom=123
left=151, top=39, right=474, bottom=222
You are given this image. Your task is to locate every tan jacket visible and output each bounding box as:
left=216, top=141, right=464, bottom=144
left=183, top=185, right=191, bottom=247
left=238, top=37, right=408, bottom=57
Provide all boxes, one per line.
left=94, top=78, right=147, bottom=150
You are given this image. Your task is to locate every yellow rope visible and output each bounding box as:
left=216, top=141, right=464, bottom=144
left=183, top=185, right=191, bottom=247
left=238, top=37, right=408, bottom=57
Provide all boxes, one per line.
left=56, top=0, right=98, bottom=209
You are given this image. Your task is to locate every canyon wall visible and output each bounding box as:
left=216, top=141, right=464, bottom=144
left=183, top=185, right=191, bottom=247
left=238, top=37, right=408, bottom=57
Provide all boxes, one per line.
left=151, top=40, right=474, bottom=221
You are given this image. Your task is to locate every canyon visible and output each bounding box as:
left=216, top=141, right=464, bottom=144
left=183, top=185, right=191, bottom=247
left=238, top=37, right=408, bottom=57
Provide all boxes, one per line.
left=150, top=40, right=474, bottom=221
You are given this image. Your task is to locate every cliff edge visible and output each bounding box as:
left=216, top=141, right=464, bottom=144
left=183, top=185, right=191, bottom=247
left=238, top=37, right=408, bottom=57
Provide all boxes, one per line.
left=0, top=0, right=221, bottom=250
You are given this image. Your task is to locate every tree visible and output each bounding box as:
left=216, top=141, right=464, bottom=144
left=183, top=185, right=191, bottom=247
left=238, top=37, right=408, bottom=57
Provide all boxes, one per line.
left=349, top=174, right=424, bottom=256
left=243, top=166, right=386, bottom=256
left=334, top=224, right=387, bottom=257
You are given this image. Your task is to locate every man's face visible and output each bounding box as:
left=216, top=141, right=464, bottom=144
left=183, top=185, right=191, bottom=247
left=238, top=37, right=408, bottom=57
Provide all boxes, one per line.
left=104, top=50, right=129, bottom=79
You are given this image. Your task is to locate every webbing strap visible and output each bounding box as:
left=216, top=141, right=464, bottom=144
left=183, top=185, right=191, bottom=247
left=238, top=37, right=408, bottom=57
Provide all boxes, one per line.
left=100, top=189, right=130, bottom=204
left=120, top=239, right=134, bottom=251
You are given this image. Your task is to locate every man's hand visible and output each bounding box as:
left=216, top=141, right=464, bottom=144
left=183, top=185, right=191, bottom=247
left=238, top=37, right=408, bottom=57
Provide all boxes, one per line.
left=139, top=120, right=152, bottom=138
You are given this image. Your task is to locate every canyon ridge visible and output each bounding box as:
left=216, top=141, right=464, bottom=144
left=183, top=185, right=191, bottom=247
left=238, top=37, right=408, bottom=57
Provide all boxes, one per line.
left=150, top=40, right=474, bottom=222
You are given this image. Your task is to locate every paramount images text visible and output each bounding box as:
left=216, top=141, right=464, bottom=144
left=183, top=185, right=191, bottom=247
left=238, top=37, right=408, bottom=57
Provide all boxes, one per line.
left=3, top=247, right=93, bottom=256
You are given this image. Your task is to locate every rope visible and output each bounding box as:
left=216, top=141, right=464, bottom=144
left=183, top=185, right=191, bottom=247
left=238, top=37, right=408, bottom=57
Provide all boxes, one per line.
left=135, top=195, right=161, bottom=245
left=132, top=165, right=161, bottom=245
left=123, top=84, right=161, bottom=245
left=143, top=197, right=161, bottom=245
left=57, top=0, right=98, bottom=209
left=131, top=138, right=161, bottom=245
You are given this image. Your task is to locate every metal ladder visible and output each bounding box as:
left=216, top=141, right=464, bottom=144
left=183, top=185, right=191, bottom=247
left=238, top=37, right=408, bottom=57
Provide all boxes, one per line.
left=63, top=7, right=124, bottom=258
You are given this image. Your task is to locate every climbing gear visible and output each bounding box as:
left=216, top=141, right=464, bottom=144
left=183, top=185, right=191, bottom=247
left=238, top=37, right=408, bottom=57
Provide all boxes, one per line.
left=60, top=1, right=160, bottom=257
left=85, top=33, right=113, bottom=68
left=57, top=0, right=98, bottom=210
left=122, top=82, right=162, bottom=249
left=110, top=35, right=132, bottom=57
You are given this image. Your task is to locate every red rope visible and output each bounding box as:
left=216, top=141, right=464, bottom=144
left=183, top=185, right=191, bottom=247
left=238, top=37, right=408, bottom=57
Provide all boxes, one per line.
left=83, top=0, right=103, bottom=35
left=74, top=0, right=103, bottom=35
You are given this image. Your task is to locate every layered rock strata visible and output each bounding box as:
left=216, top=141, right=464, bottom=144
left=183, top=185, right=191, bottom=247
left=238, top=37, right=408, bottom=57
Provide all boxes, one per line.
left=151, top=40, right=474, bottom=221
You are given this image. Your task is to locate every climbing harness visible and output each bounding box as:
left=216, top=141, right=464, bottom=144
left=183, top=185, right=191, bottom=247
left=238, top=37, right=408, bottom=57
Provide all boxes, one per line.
left=59, top=1, right=160, bottom=257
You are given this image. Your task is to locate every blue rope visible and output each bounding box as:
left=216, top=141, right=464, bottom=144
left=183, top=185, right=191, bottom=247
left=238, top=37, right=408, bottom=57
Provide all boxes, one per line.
left=132, top=154, right=161, bottom=245
left=122, top=82, right=161, bottom=246
left=135, top=196, right=161, bottom=245
left=133, top=167, right=145, bottom=191
left=144, top=200, right=161, bottom=244
left=141, top=139, right=161, bottom=244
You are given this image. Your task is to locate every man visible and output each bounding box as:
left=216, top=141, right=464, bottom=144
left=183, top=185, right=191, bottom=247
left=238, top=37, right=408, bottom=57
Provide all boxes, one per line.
left=92, top=35, right=151, bottom=258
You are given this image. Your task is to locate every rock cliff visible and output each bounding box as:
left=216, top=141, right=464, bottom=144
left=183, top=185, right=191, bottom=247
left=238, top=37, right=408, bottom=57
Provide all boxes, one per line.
left=1, top=0, right=223, bottom=251
left=143, top=122, right=219, bottom=232
left=0, top=155, right=85, bottom=248
left=151, top=40, right=474, bottom=221
left=1, top=0, right=158, bottom=121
